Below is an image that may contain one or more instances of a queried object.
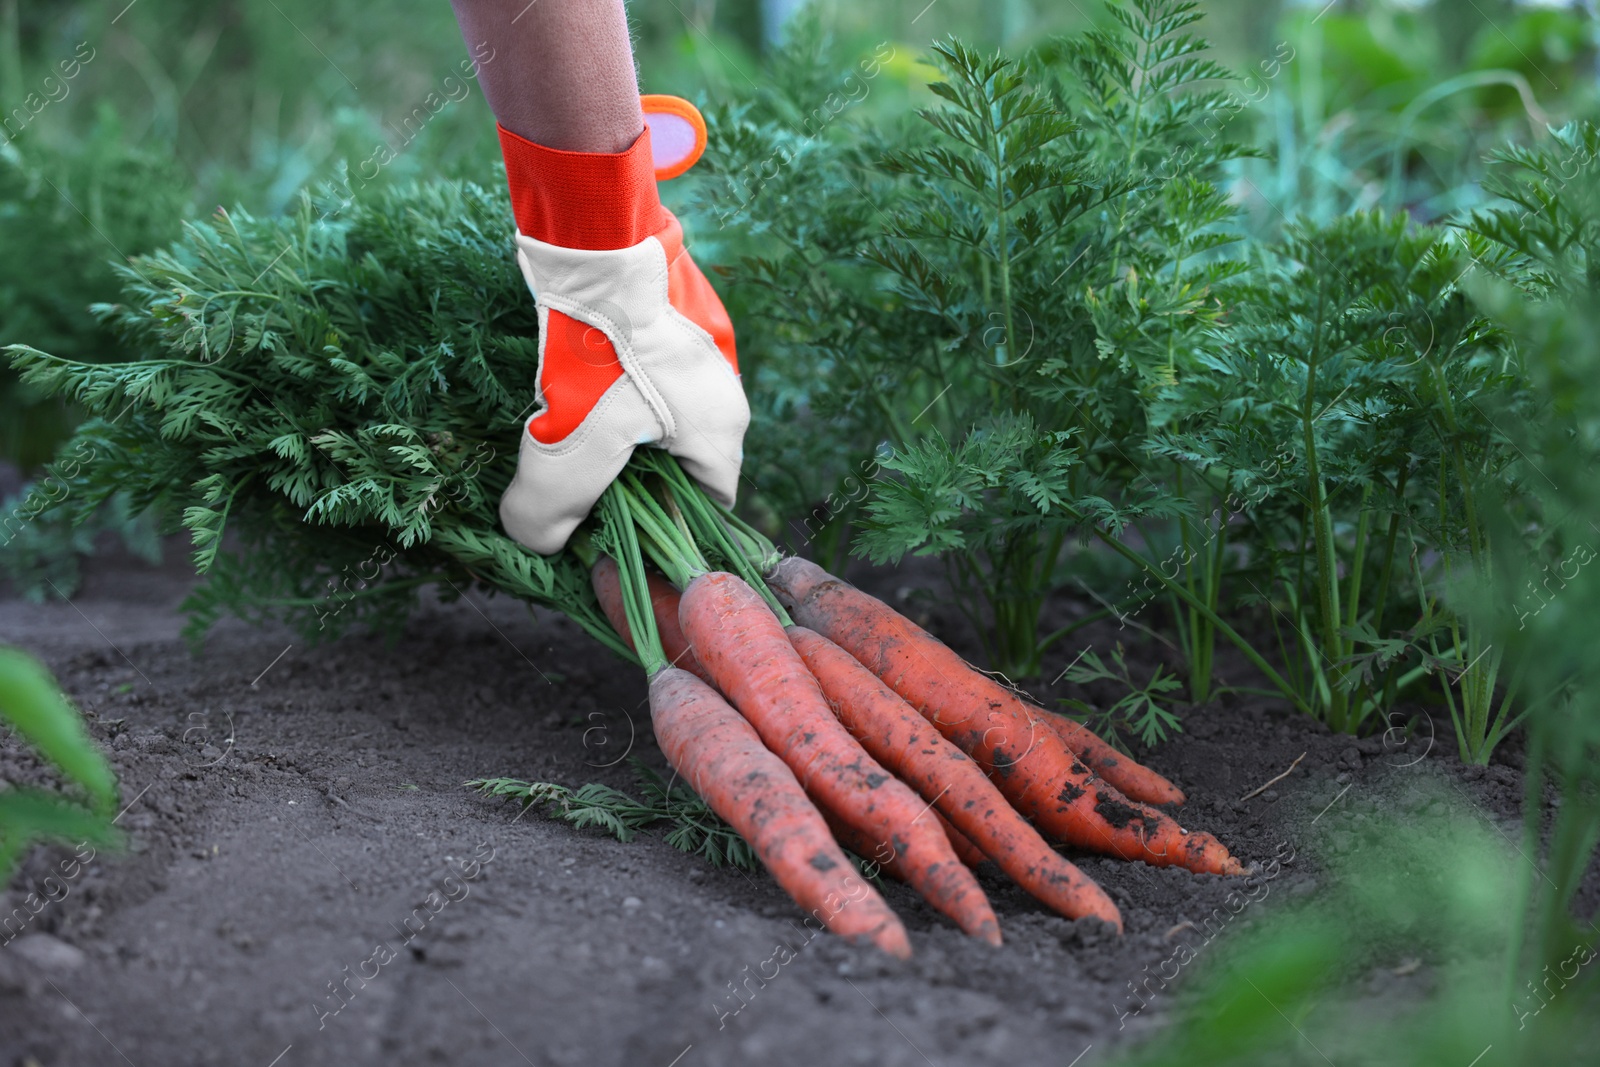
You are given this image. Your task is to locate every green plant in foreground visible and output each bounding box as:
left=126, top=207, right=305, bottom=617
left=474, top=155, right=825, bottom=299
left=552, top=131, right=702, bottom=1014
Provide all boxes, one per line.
left=1114, top=787, right=1600, bottom=1067
left=1462, top=120, right=1600, bottom=977
left=0, top=646, right=121, bottom=882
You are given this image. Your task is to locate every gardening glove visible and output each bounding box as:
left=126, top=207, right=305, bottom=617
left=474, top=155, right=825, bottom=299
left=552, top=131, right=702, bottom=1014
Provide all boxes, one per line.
left=496, top=95, right=749, bottom=556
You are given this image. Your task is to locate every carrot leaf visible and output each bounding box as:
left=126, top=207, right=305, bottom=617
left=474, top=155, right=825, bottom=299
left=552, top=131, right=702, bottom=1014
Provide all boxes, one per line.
left=468, top=760, right=758, bottom=870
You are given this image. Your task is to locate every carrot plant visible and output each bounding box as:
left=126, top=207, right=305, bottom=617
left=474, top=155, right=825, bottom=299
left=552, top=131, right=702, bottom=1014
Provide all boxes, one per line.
left=1057, top=644, right=1183, bottom=752
left=702, top=2, right=1546, bottom=764
left=702, top=2, right=1250, bottom=680
left=1152, top=210, right=1530, bottom=737
left=1463, top=121, right=1600, bottom=963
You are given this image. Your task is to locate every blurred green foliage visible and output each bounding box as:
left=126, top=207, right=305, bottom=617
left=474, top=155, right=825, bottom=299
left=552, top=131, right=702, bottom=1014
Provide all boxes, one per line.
left=0, top=112, right=190, bottom=467
left=1116, top=784, right=1600, bottom=1066
left=0, top=486, right=160, bottom=601
left=1238, top=0, right=1596, bottom=230
left=0, top=646, right=120, bottom=883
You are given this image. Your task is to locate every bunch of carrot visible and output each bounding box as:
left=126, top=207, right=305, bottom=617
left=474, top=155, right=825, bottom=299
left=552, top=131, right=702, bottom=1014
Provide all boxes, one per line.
left=1, top=180, right=1240, bottom=956
left=586, top=456, right=1246, bottom=957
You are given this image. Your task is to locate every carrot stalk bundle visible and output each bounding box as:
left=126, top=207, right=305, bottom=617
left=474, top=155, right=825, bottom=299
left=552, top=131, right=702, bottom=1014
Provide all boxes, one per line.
left=769, top=558, right=1244, bottom=877
left=679, top=571, right=1004, bottom=945
left=649, top=667, right=911, bottom=957
left=788, top=625, right=1125, bottom=928
left=591, top=558, right=715, bottom=685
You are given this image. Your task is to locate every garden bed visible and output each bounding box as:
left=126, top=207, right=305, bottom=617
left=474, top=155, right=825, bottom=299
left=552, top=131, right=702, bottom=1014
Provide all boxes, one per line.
left=0, top=546, right=1551, bottom=1067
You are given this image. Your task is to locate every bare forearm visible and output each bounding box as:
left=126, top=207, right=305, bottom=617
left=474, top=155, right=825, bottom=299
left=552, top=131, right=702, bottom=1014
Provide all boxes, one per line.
left=449, top=0, right=644, bottom=152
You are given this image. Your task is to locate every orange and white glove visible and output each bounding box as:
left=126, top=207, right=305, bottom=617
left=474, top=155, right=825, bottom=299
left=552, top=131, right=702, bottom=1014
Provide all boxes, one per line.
left=497, top=96, right=749, bottom=555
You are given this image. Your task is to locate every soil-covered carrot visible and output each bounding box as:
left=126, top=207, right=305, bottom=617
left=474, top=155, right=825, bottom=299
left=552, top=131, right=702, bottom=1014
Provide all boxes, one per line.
left=1036, top=710, right=1186, bottom=807
left=769, top=557, right=1185, bottom=806
left=592, top=558, right=714, bottom=685
left=614, top=569, right=992, bottom=875
left=680, top=571, right=1004, bottom=945
left=820, top=808, right=913, bottom=882
left=771, top=560, right=1243, bottom=877
left=789, top=625, right=1125, bottom=927
left=935, top=811, right=987, bottom=868
left=650, top=666, right=910, bottom=956
left=819, top=793, right=983, bottom=876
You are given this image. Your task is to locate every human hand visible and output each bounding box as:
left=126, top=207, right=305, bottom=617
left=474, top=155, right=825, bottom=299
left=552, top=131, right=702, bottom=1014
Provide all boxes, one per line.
left=496, top=98, right=749, bottom=555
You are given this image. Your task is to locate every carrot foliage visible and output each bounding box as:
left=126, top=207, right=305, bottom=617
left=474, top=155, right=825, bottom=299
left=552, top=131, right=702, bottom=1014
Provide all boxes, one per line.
left=470, top=760, right=757, bottom=870
left=0, top=0, right=1574, bottom=767
left=696, top=1, right=1540, bottom=756
left=6, top=180, right=634, bottom=657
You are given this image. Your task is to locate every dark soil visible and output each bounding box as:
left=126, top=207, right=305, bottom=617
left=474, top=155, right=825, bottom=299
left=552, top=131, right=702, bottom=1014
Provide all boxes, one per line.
left=0, top=546, right=1554, bottom=1067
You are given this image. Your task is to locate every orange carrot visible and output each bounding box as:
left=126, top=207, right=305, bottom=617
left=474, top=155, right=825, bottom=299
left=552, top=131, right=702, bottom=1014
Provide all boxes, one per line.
left=680, top=571, right=1003, bottom=945
left=819, top=796, right=983, bottom=878
left=935, top=811, right=987, bottom=868
left=650, top=666, right=911, bottom=957
left=771, top=560, right=1243, bottom=877
left=592, top=558, right=714, bottom=685
left=789, top=625, right=1125, bottom=927
left=819, top=809, right=913, bottom=882
left=1037, top=710, right=1186, bottom=807
left=769, top=557, right=1185, bottom=806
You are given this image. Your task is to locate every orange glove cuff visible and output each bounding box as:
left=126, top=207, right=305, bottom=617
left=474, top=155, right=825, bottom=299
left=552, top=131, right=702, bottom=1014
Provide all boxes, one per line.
left=496, top=123, right=665, bottom=251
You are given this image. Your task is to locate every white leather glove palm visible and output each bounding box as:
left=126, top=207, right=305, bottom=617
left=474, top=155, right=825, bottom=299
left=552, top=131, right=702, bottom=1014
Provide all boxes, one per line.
left=499, top=214, right=749, bottom=554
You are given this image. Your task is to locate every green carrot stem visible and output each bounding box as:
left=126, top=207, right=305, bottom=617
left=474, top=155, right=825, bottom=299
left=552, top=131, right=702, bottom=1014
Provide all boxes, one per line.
left=643, top=455, right=793, bottom=623
left=1346, top=489, right=1372, bottom=644
left=615, top=476, right=705, bottom=591
left=601, top=483, right=667, bottom=675
left=1371, top=468, right=1408, bottom=642
left=1092, top=525, right=1311, bottom=716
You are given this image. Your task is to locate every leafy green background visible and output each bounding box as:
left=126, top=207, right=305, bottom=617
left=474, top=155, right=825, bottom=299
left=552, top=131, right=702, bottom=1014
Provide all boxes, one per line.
left=4, top=0, right=1584, bottom=471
